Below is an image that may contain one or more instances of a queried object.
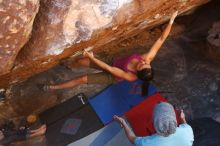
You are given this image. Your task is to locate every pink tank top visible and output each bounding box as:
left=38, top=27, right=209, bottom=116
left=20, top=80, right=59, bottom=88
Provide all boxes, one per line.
left=112, top=54, right=144, bottom=74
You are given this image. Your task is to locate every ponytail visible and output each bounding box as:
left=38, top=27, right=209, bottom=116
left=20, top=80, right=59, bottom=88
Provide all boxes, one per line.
left=137, top=68, right=153, bottom=96
left=142, top=81, right=149, bottom=96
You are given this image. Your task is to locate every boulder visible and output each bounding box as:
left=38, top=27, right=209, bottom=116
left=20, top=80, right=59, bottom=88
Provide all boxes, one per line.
left=207, top=21, right=220, bottom=62
left=0, top=0, right=40, bottom=75
left=0, top=0, right=209, bottom=87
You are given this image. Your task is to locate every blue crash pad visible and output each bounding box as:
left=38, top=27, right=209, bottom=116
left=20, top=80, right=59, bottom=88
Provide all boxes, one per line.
left=89, top=80, right=157, bottom=124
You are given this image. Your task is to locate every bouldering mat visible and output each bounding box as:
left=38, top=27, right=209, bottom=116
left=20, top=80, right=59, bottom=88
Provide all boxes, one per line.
left=89, top=80, right=157, bottom=124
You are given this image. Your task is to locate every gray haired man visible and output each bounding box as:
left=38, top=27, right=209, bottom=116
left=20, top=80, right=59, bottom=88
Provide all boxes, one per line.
left=114, top=102, right=194, bottom=146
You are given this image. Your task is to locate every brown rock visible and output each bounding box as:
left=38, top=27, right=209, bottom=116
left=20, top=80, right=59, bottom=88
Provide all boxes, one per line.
left=207, top=21, right=220, bottom=62
left=0, top=0, right=209, bottom=87
left=0, top=0, right=40, bottom=75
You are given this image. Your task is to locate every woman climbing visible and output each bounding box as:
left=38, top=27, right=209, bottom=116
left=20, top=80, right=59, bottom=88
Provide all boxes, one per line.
left=43, top=11, right=178, bottom=96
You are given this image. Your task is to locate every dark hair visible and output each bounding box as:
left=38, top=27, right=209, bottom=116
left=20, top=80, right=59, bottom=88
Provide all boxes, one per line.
left=137, top=68, right=154, bottom=96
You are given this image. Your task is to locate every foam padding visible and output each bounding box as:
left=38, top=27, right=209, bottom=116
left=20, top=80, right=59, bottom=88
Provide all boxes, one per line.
left=45, top=105, right=103, bottom=146
left=40, top=93, right=87, bottom=125
left=89, top=122, right=121, bottom=146
left=68, top=120, right=132, bottom=146
left=104, top=128, right=133, bottom=146
left=60, top=118, right=82, bottom=135
left=125, top=93, right=180, bottom=136
left=89, top=80, right=157, bottom=124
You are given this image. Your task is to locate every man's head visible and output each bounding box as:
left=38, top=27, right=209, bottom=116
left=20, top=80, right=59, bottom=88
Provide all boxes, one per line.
left=153, top=102, right=177, bottom=137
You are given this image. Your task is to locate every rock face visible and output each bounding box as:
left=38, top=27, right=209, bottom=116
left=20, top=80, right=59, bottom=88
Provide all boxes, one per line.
left=0, top=0, right=40, bottom=75
left=0, top=0, right=209, bottom=88
left=207, top=21, right=220, bottom=62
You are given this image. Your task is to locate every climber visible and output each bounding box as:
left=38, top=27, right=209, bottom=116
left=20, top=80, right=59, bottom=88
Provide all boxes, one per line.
left=43, top=11, right=178, bottom=96
left=114, top=103, right=194, bottom=146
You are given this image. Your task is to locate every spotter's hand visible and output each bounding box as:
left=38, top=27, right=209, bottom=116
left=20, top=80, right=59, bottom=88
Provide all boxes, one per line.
left=180, top=109, right=185, bottom=120
left=113, top=115, right=125, bottom=125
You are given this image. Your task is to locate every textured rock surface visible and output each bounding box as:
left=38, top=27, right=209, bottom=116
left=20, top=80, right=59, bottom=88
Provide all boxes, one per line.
left=0, top=0, right=209, bottom=88
left=0, top=0, right=40, bottom=75
left=207, top=21, right=220, bottom=62
left=0, top=0, right=219, bottom=129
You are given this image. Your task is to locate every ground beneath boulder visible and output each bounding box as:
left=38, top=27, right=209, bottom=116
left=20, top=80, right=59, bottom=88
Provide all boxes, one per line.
left=5, top=1, right=220, bottom=146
